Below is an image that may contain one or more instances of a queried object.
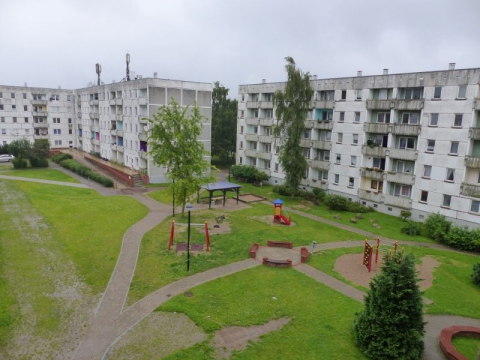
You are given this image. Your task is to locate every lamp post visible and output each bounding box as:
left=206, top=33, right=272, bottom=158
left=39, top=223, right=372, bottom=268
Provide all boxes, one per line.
left=186, top=203, right=193, bottom=272
left=172, top=178, right=175, bottom=217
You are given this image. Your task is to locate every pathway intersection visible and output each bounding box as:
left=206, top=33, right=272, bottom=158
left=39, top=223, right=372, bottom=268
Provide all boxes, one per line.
left=1, top=170, right=478, bottom=359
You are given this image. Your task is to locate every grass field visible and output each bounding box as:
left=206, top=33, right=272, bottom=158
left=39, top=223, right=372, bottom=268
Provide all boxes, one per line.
left=128, top=202, right=364, bottom=304
left=0, top=168, right=80, bottom=183
left=452, top=337, right=480, bottom=360
left=160, top=266, right=367, bottom=359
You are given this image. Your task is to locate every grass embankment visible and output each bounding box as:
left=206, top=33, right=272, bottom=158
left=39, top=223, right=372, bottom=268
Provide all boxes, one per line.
left=160, top=266, right=366, bottom=359
left=0, top=180, right=147, bottom=355
left=308, top=246, right=480, bottom=319
left=1, top=168, right=80, bottom=183
left=128, top=202, right=364, bottom=304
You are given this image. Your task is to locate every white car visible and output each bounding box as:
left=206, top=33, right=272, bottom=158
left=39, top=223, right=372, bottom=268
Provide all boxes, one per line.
left=0, top=154, right=14, bottom=163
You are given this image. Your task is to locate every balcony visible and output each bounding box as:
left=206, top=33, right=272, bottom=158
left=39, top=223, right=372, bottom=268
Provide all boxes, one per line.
left=300, top=139, right=312, bottom=148
left=246, top=101, right=259, bottom=108
left=362, top=145, right=387, bottom=157
left=115, top=99, right=123, bottom=106
left=31, top=99, right=47, bottom=105
left=358, top=189, right=383, bottom=203
left=309, top=159, right=330, bottom=170
left=313, top=100, right=335, bottom=109
left=109, top=99, right=116, bottom=105
left=78, top=137, right=83, bottom=142
left=257, top=151, right=272, bottom=160
left=91, top=139, right=100, bottom=146
left=33, top=134, right=49, bottom=139
left=311, top=140, right=331, bottom=150
left=395, top=99, right=424, bottom=111
left=139, top=151, right=148, bottom=160
left=33, top=122, right=49, bottom=128
left=384, top=194, right=412, bottom=209
left=245, top=118, right=259, bottom=125
left=92, top=126, right=100, bottom=133
left=89, top=113, right=99, bottom=120
left=364, top=122, right=390, bottom=133
left=306, top=120, right=334, bottom=130
left=465, top=156, right=480, bottom=168
left=259, top=118, right=274, bottom=126
left=259, top=135, right=273, bottom=143
left=366, top=100, right=394, bottom=110
left=116, top=115, right=124, bottom=121
left=89, top=100, right=99, bottom=106
left=259, top=101, right=273, bottom=109
left=360, top=168, right=384, bottom=180
left=462, top=182, right=480, bottom=198
left=245, top=134, right=259, bottom=142
left=110, top=129, right=117, bottom=136
left=76, top=112, right=82, bottom=119
left=111, top=144, right=117, bottom=151
left=310, top=179, right=328, bottom=190
left=244, top=149, right=257, bottom=157
left=386, top=171, right=415, bottom=185
left=388, top=148, right=418, bottom=161
left=474, top=99, right=480, bottom=111
left=469, top=127, right=480, bottom=140
left=32, top=111, right=48, bottom=117
left=139, top=117, right=148, bottom=125
left=391, top=124, right=421, bottom=136
left=138, top=133, right=148, bottom=141
left=138, top=97, right=148, bottom=105
left=77, top=124, right=82, bottom=129
left=117, top=145, right=124, bottom=153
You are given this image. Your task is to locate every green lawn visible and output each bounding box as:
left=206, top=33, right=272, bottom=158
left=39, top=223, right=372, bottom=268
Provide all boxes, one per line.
left=1, top=168, right=80, bottom=183
left=128, top=202, right=364, bottom=304
left=308, top=246, right=480, bottom=319
left=160, top=266, right=366, bottom=359
left=148, top=187, right=172, bottom=204
left=452, top=337, right=480, bottom=360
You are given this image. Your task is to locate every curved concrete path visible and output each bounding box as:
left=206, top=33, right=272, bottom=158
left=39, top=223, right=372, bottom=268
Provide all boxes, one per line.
left=2, top=170, right=477, bottom=359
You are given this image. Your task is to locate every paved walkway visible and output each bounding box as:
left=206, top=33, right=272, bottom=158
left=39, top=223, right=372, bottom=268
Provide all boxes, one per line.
left=2, top=169, right=477, bottom=359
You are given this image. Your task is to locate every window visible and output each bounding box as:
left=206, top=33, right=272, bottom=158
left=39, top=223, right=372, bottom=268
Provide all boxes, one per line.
left=340, top=90, right=346, bottom=100
left=304, top=168, right=309, bottom=179
left=264, top=109, right=273, bottom=118
left=1, top=129, right=5, bottom=135
left=399, top=137, right=416, bottom=150
left=370, top=180, right=383, bottom=192
left=23, top=105, right=28, bottom=111
left=68, top=118, right=72, bottom=124
left=372, top=88, right=391, bottom=100
left=12, top=105, right=16, bottom=110
left=24, top=117, right=28, bottom=123
left=253, top=126, right=258, bottom=134
left=339, top=112, right=345, bottom=122
left=352, top=134, right=359, bottom=145
left=454, top=114, right=463, bottom=127
left=396, top=161, right=414, bottom=173
left=470, top=200, right=480, bottom=213
left=377, top=112, right=390, bottom=123
left=240, top=110, right=244, bottom=118
left=401, top=112, right=419, bottom=124
left=334, top=174, right=339, bottom=184
left=304, top=129, right=311, bottom=139
left=54, top=129, right=62, bottom=135
left=446, top=168, right=455, bottom=182
left=350, top=156, right=357, bottom=166
left=0, top=117, right=3, bottom=123
left=348, top=177, right=354, bottom=187
left=11, top=93, right=15, bottom=98
left=356, top=89, right=363, bottom=100
left=373, top=157, right=385, bottom=169
left=264, top=143, right=272, bottom=153
left=69, top=129, right=73, bottom=135
left=239, top=157, right=243, bottom=164
left=265, top=160, right=271, bottom=169
left=319, top=131, right=332, bottom=141
left=13, top=117, right=17, bottom=123
left=354, top=112, right=360, bottom=123
left=303, top=148, right=310, bottom=159
left=457, top=85, right=467, bottom=99
left=426, top=140, right=435, bottom=152
left=318, top=150, right=330, bottom=161
left=443, top=195, right=452, bottom=207
left=274, top=163, right=279, bottom=172
left=433, top=87, right=442, bottom=99
left=67, top=95, right=71, bottom=101
left=240, top=126, right=243, bottom=134
left=51, top=94, right=60, bottom=101
left=337, top=133, right=343, bottom=143
left=53, top=118, right=60, bottom=124
left=318, top=170, right=328, bottom=180
left=54, top=140, right=62, bottom=146
left=423, top=165, right=432, bottom=178
left=25, top=129, right=29, bottom=135
left=394, top=184, right=411, bottom=198
left=239, top=141, right=243, bottom=149
left=450, top=141, right=459, bottom=155
left=429, top=113, right=439, bottom=126
left=0, top=105, right=3, bottom=110
left=318, top=90, right=334, bottom=101
left=398, top=87, right=423, bottom=100
left=420, top=191, right=428, bottom=203
left=335, top=154, right=341, bottom=164
left=252, top=158, right=257, bottom=166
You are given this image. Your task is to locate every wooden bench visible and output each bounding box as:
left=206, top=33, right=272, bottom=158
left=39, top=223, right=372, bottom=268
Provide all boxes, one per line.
left=301, top=247, right=309, bottom=263
left=267, top=240, right=293, bottom=249
left=439, top=326, right=480, bottom=360
left=249, top=243, right=259, bottom=258
left=262, top=257, right=292, bottom=267
left=215, top=215, right=226, bottom=223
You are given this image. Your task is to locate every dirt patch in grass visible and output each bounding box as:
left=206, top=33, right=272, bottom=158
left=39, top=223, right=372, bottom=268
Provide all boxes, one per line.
left=247, top=215, right=296, bottom=227
left=334, top=253, right=439, bottom=291
left=213, top=317, right=290, bottom=359
left=107, top=311, right=207, bottom=359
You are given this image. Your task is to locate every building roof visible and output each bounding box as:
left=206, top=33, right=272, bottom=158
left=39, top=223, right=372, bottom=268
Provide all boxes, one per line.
left=201, top=181, right=241, bottom=191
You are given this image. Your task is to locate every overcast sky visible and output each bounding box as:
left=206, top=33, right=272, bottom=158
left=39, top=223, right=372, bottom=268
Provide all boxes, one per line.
left=1, top=0, right=479, bottom=98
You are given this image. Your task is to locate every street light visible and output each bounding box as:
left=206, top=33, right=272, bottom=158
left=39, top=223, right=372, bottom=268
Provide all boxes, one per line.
left=186, top=203, right=193, bottom=272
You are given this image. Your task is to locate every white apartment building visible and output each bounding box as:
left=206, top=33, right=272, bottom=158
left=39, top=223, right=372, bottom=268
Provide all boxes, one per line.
left=237, top=64, right=480, bottom=228
left=0, top=77, right=212, bottom=183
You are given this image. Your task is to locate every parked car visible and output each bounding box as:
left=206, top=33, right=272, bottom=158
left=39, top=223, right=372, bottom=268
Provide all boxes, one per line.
left=0, top=154, right=15, bottom=162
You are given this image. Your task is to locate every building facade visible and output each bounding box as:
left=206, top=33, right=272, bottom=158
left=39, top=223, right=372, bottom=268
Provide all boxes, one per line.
left=237, top=65, right=480, bottom=228
left=0, top=77, right=212, bottom=183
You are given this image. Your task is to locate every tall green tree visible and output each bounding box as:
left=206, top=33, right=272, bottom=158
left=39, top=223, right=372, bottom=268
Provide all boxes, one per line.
left=30, top=139, right=50, bottom=167
left=212, top=81, right=238, bottom=165
left=354, top=252, right=425, bottom=359
left=273, top=57, right=314, bottom=193
left=8, top=138, right=31, bottom=160
left=147, top=99, right=216, bottom=216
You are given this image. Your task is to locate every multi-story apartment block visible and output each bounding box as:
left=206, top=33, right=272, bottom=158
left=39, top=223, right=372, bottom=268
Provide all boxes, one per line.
left=237, top=64, right=480, bottom=228
left=0, top=76, right=212, bottom=183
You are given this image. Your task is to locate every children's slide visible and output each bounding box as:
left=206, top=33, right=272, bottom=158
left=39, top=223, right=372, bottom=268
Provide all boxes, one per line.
left=280, top=214, right=291, bottom=225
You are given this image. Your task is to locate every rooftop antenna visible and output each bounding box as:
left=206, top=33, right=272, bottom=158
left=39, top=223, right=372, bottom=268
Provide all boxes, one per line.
left=126, top=52, right=131, bottom=81
left=95, top=63, right=102, bottom=86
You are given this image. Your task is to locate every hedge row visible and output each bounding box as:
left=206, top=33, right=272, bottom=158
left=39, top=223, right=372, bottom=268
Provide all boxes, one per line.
left=51, top=153, right=73, bottom=163
left=59, top=159, right=114, bottom=187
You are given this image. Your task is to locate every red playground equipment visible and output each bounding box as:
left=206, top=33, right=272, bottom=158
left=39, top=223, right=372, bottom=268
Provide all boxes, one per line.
left=273, top=198, right=291, bottom=225
left=168, top=220, right=210, bottom=251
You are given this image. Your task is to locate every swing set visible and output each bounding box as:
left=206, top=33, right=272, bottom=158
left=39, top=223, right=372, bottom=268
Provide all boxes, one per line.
left=363, top=238, right=402, bottom=272
left=168, top=220, right=211, bottom=252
